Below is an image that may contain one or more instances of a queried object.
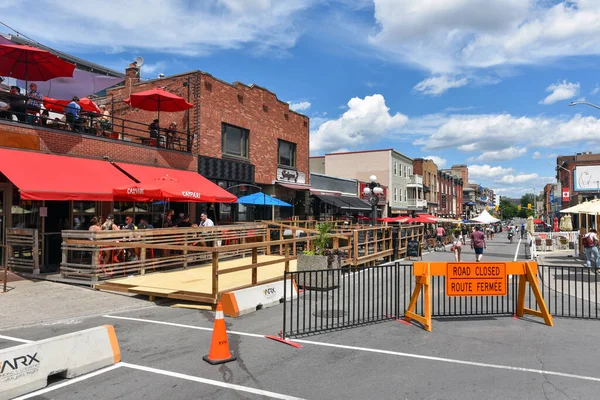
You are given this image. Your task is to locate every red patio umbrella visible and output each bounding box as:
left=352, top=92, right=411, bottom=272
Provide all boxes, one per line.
left=0, top=44, right=75, bottom=84
left=533, top=219, right=545, bottom=224
left=124, top=87, right=192, bottom=125
left=44, top=97, right=101, bottom=114
left=405, top=216, right=437, bottom=224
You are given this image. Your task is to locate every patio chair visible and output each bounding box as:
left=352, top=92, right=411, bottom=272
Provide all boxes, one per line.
left=534, top=237, right=543, bottom=252
left=557, top=236, right=569, bottom=250
left=545, top=238, right=553, bottom=251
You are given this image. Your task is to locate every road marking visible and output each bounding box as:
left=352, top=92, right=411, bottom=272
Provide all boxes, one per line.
left=514, top=237, right=522, bottom=261
left=103, top=314, right=265, bottom=338
left=120, top=362, right=305, bottom=399
left=12, top=365, right=121, bottom=399
left=0, top=334, right=33, bottom=343
left=105, top=314, right=600, bottom=384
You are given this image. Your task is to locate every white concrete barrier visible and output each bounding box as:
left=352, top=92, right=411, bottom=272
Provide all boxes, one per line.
left=221, top=280, right=298, bottom=318
left=0, top=325, right=120, bottom=400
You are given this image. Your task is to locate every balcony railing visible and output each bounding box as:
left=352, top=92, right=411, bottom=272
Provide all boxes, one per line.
left=407, top=199, right=427, bottom=209
left=0, top=95, right=192, bottom=152
left=407, top=174, right=423, bottom=187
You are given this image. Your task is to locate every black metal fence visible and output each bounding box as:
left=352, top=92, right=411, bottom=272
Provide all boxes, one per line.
left=282, top=262, right=600, bottom=338
left=0, top=95, right=191, bottom=152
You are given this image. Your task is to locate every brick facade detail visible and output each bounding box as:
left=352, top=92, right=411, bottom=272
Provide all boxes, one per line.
left=106, top=69, right=310, bottom=185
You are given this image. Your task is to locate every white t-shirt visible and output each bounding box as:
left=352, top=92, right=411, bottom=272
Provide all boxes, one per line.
left=200, top=218, right=214, bottom=227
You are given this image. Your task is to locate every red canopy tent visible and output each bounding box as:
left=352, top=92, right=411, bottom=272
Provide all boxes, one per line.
left=44, top=96, right=100, bottom=114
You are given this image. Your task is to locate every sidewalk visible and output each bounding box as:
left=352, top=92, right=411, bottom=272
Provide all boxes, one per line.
left=1, top=273, right=157, bottom=331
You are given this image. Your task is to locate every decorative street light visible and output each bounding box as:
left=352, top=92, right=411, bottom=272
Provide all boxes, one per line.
left=362, top=175, right=384, bottom=226
left=569, top=101, right=600, bottom=110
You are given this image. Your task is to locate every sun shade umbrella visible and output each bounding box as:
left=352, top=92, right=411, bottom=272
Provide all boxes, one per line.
left=237, top=192, right=292, bottom=207
left=44, top=96, right=101, bottom=113
left=533, top=219, right=545, bottom=224
left=405, top=216, right=437, bottom=224
left=0, top=44, right=75, bottom=87
left=124, top=87, right=193, bottom=125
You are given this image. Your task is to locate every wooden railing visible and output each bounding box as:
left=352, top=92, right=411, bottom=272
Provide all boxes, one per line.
left=6, top=228, right=40, bottom=274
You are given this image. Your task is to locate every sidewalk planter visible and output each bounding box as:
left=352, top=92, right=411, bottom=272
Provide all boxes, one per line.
left=297, top=254, right=341, bottom=290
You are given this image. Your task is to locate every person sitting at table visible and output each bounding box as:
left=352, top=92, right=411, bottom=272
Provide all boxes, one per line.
left=99, top=104, right=111, bottom=132
left=26, top=83, right=43, bottom=122
left=88, top=217, right=103, bottom=232
left=9, top=86, right=27, bottom=122
left=177, top=214, right=193, bottom=228
left=65, top=96, right=81, bottom=131
left=40, top=109, right=50, bottom=126
left=165, top=122, right=177, bottom=149
left=148, top=119, right=163, bottom=147
left=122, top=215, right=137, bottom=230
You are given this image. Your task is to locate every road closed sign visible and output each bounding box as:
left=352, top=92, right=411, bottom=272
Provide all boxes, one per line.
left=446, top=263, right=507, bottom=296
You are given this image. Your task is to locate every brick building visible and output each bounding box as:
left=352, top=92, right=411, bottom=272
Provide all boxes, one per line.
left=413, top=158, right=438, bottom=215
left=107, top=65, right=310, bottom=220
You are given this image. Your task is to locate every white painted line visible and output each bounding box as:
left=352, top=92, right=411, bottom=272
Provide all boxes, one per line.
left=0, top=334, right=33, bottom=343
left=514, top=238, right=522, bottom=262
left=12, top=364, right=121, bottom=399
left=103, top=314, right=265, bottom=339
left=120, top=362, right=305, bottom=400
left=105, top=314, right=600, bottom=384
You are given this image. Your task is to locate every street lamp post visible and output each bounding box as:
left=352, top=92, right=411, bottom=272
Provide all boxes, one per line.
left=569, top=101, right=600, bottom=110
left=363, top=175, right=384, bottom=226
left=183, top=76, right=192, bottom=152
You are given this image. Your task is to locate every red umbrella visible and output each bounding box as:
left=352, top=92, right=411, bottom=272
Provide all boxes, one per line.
left=405, top=216, right=437, bottom=224
left=0, top=44, right=75, bottom=83
left=533, top=219, right=545, bottom=224
left=124, top=87, right=192, bottom=120
left=44, top=97, right=101, bottom=114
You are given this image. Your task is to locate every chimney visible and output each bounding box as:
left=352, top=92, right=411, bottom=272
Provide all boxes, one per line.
left=125, top=62, right=140, bottom=87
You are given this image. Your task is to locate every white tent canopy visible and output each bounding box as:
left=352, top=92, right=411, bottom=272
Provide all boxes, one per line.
left=471, top=209, right=500, bottom=224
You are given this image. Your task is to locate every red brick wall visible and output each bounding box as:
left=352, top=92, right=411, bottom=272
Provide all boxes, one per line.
left=0, top=121, right=197, bottom=171
left=107, top=71, right=310, bottom=185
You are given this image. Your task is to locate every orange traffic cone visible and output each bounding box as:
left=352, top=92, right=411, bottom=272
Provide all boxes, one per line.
left=203, top=302, right=237, bottom=365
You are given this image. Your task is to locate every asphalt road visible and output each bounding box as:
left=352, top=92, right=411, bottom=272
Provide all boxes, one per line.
left=3, top=236, right=600, bottom=399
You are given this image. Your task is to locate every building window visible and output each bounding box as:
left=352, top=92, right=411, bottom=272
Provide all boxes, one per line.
left=394, top=187, right=398, bottom=202
left=394, top=162, right=398, bottom=176
left=284, top=113, right=289, bottom=121
left=204, top=82, right=212, bottom=91
left=404, top=189, right=407, bottom=202
left=237, top=94, right=244, bottom=104
left=278, top=139, right=296, bottom=167
left=408, top=167, right=412, bottom=176
left=403, top=166, right=407, bottom=177
left=222, top=123, right=249, bottom=159
left=263, top=104, right=269, bottom=112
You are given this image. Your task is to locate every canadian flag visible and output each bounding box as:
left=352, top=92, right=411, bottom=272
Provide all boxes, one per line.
left=562, top=189, right=570, bottom=202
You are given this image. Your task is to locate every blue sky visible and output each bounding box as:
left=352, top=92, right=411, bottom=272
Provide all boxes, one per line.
left=3, top=0, right=600, bottom=197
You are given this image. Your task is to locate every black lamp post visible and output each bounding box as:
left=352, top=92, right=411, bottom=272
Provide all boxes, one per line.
left=183, top=77, right=191, bottom=152
left=362, top=175, right=383, bottom=226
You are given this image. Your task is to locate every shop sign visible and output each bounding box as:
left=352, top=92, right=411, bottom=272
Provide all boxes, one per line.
left=277, top=168, right=306, bottom=184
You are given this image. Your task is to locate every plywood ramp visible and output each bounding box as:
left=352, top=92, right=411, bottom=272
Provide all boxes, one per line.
left=95, top=255, right=297, bottom=304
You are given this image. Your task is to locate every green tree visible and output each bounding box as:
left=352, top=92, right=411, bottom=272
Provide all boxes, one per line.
left=499, top=198, right=518, bottom=219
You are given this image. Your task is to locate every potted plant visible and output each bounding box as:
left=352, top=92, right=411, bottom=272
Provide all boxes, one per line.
left=296, top=222, right=341, bottom=290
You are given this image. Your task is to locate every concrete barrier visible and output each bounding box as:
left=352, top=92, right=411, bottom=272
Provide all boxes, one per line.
left=0, top=325, right=120, bottom=400
left=222, top=280, right=298, bottom=318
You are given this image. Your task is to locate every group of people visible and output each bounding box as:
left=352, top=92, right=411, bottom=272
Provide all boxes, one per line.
left=0, top=80, right=43, bottom=123
left=87, top=210, right=214, bottom=232
left=449, top=226, right=488, bottom=263
left=148, top=119, right=180, bottom=149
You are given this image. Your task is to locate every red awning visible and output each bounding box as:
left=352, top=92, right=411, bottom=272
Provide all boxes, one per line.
left=0, top=148, right=134, bottom=201
left=114, top=163, right=237, bottom=203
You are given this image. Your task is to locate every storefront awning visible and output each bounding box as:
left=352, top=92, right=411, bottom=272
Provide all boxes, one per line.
left=276, top=182, right=311, bottom=191
left=0, top=148, right=135, bottom=200
left=114, top=163, right=237, bottom=203
left=315, top=194, right=371, bottom=211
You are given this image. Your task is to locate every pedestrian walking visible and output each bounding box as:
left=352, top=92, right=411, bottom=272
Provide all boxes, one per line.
left=470, top=226, right=486, bottom=262
left=451, top=230, right=462, bottom=262
left=582, top=229, right=600, bottom=273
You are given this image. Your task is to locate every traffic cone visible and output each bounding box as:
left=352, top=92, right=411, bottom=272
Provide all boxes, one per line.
left=203, top=302, right=237, bottom=365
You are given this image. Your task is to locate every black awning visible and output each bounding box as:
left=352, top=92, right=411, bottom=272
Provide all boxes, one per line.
left=314, top=194, right=347, bottom=208
left=338, top=196, right=371, bottom=211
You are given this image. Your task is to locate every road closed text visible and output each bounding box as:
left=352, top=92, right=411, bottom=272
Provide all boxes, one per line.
left=446, top=263, right=507, bottom=297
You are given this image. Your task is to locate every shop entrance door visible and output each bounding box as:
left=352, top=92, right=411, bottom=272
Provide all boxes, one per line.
left=43, top=201, right=70, bottom=271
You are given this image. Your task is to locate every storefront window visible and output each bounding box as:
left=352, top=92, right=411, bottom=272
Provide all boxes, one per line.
left=72, top=201, right=97, bottom=230
left=12, top=194, right=41, bottom=230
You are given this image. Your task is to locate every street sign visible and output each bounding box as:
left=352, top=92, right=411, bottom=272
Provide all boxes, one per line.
left=446, top=262, right=507, bottom=297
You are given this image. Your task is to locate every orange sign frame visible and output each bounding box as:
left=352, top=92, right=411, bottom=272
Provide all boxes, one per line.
left=404, top=261, right=553, bottom=332
left=446, top=263, right=507, bottom=297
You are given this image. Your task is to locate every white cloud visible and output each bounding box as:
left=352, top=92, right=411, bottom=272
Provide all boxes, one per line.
left=468, top=147, right=527, bottom=162
left=539, top=80, right=580, bottom=105
left=532, top=151, right=541, bottom=159
left=423, top=155, right=447, bottom=168
left=287, top=101, right=311, bottom=111
left=468, top=164, right=514, bottom=179
left=412, top=113, right=600, bottom=153
left=140, top=61, right=167, bottom=78
left=413, top=75, right=468, bottom=96
left=310, top=94, right=408, bottom=153
left=592, top=86, right=600, bottom=96
left=500, top=173, right=539, bottom=184
left=0, top=0, right=312, bottom=56
left=369, top=1, right=600, bottom=75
